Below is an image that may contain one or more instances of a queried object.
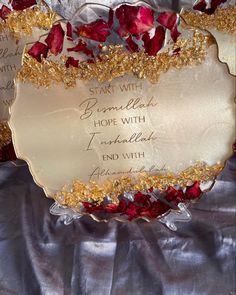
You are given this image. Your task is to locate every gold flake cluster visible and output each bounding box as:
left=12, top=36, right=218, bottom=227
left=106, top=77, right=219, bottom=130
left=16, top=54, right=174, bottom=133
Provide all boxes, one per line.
left=181, top=6, right=236, bottom=34
left=54, top=162, right=223, bottom=209
left=18, top=31, right=211, bottom=87
left=0, top=6, right=56, bottom=39
left=0, top=121, right=11, bottom=148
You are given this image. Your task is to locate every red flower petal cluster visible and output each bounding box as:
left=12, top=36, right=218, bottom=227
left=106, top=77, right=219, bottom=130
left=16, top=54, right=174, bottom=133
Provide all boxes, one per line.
left=28, top=42, right=49, bottom=62
left=193, top=0, right=227, bottom=14
left=0, top=5, right=11, bottom=20
left=45, top=23, right=65, bottom=55
left=116, top=5, right=154, bottom=37
left=76, top=19, right=110, bottom=42
left=82, top=181, right=202, bottom=220
left=12, top=0, right=36, bottom=11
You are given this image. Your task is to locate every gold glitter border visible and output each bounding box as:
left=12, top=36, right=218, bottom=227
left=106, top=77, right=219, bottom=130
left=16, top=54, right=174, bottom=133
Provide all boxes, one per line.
left=54, top=162, right=223, bottom=208
left=0, top=6, right=56, bottom=39
left=0, top=121, right=11, bottom=148
left=181, top=6, right=236, bottom=34
left=17, top=30, right=211, bottom=87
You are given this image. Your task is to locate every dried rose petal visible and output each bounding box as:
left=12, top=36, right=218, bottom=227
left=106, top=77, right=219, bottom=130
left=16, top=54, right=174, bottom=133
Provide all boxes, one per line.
left=117, top=199, right=127, bottom=212
left=185, top=181, right=202, bottom=200
left=66, top=22, right=73, bottom=39
left=67, top=40, right=94, bottom=57
left=233, top=142, right=236, bottom=152
left=172, top=47, right=181, bottom=56
left=157, top=12, right=180, bottom=42
left=104, top=203, right=118, bottom=213
left=76, top=19, right=110, bottom=42
left=211, top=0, right=227, bottom=9
left=142, top=26, right=165, bottom=56
left=12, top=0, right=36, bottom=11
left=157, top=12, right=177, bottom=30
left=166, top=187, right=185, bottom=205
left=193, top=0, right=227, bottom=14
left=0, top=5, right=11, bottom=20
left=126, top=35, right=139, bottom=52
left=140, top=200, right=170, bottom=219
left=193, top=0, right=207, bottom=12
left=65, top=57, right=79, bottom=68
left=125, top=202, right=139, bottom=220
left=134, top=192, right=151, bottom=206
left=0, top=142, right=17, bottom=162
left=171, top=25, right=181, bottom=42
left=82, top=202, right=103, bottom=213
left=28, top=42, right=48, bottom=62
left=108, top=8, right=114, bottom=28
left=142, top=31, right=150, bottom=44
left=116, top=4, right=154, bottom=37
left=45, top=23, right=65, bottom=55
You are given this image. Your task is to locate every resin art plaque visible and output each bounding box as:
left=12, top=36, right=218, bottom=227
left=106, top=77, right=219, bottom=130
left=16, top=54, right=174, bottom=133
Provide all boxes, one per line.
left=8, top=1, right=236, bottom=222
left=10, top=45, right=235, bottom=196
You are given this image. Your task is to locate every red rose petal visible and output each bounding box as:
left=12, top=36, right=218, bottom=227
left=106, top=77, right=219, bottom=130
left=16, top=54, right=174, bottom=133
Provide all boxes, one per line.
left=45, top=23, right=65, bottom=55
left=193, top=0, right=207, bottom=12
left=142, top=26, right=165, bottom=56
left=82, top=202, right=103, bottom=213
left=157, top=12, right=180, bottom=42
left=172, top=47, right=181, bottom=56
left=117, top=199, right=127, bottom=212
left=116, top=4, right=154, bottom=37
left=193, top=0, right=227, bottom=14
left=0, top=5, right=11, bottom=20
left=185, top=181, right=202, bottom=200
left=104, top=203, right=118, bottom=213
left=28, top=42, right=48, bottom=62
left=66, top=22, right=73, bottom=39
left=0, top=142, right=17, bottom=162
left=171, top=25, right=181, bottom=42
left=65, top=56, right=79, bottom=68
left=165, top=187, right=185, bottom=205
left=211, top=0, right=227, bottom=10
left=76, top=19, right=110, bottom=42
left=67, top=39, right=94, bottom=57
left=142, top=31, right=151, bottom=44
left=134, top=192, right=151, bottom=206
left=233, top=142, right=236, bottom=152
left=126, top=35, right=139, bottom=52
left=125, top=202, right=140, bottom=220
left=157, top=11, right=178, bottom=30
left=12, top=0, right=36, bottom=11
left=108, top=8, right=114, bottom=28
left=140, top=200, right=170, bottom=219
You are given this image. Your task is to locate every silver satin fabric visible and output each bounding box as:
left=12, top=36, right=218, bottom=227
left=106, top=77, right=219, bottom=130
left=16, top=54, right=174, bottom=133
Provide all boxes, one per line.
left=44, top=0, right=192, bottom=19
left=0, top=0, right=236, bottom=294
left=0, top=155, right=235, bottom=295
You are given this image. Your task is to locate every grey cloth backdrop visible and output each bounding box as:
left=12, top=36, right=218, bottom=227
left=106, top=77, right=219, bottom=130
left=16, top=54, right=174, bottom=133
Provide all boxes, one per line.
left=0, top=0, right=236, bottom=294
left=0, top=155, right=235, bottom=295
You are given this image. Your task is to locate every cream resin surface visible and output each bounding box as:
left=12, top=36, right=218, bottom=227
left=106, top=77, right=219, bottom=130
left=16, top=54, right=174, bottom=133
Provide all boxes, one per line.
left=10, top=45, right=235, bottom=196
